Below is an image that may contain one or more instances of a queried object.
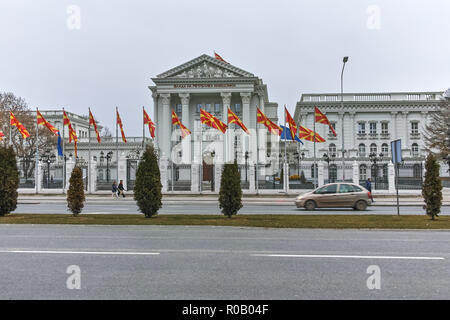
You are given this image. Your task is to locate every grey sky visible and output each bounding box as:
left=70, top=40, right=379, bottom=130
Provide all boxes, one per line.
left=1, top=0, right=449, bottom=136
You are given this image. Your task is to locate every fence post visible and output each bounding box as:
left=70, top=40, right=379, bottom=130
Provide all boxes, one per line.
left=65, top=157, right=75, bottom=192
left=90, top=157, right=97, bottom=193
left=352, top=161, right=359, bottom=185
left=214, top=163, right=222, bottom=193
left=388, top=162, right=396, bottom=193
left=36, top=161, right=43, bottom=193
left=118, top=153, right=127, bottom=191
left=160, top=155, right=169, bottom=192
left=248, top=162, right=255, bottom=193
left=318, top=161, right=324, bottom=187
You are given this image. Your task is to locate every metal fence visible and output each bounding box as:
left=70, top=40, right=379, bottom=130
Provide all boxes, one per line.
left=397, top=162, right=423, bottom=190
left=168, top=163, right=192, bottom=191
left=288, top=164, right=314, bottom=190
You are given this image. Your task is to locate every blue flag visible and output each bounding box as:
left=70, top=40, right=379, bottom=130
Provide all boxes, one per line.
left=280, top=125, right=304, bottom=144
left=57, top=131, right=63, bottom=156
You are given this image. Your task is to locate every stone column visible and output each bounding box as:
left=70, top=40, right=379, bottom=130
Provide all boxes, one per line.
left=160, top=93, right=171, bottom=159
left=318, top=161, right=324, bottom=187
left=191, top=162, right=199, bottom=192
left=214, top=163, right=222, bottom=193
left=284, top=162, right=290, bottom=192
left=249, top=162, right=256, bottom=192
left=349, top=112, right=356, bottom=157
left=391, top=111, right=398, bottom=140
left=352, top=160, right=359, bottom=185
left=388, top=162, right=396, bottom=193
left=160, top=155, right=169, bottom=192
left=118, top=152, right=127, bottom=191
left=90, top=157, right=97, bottom=193
left=152, top=92, right=159, bottom=150
left=258, top=93, right=266, bottom=164
left=422, top=160, right=426, bottom=183
left=240, top=92, right=251, bottom=159
left=179, top=93, right=191, bottom=164
left=65, top=157, right=75, bottom=192
left=36, top=161, right=43, bottom=193
left=402, top=111, right=409, bottom=148
left=221, top=92, right=232, bottom=163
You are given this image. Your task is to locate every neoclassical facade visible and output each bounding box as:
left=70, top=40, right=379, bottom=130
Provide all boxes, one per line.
left=149, top=55, right=279, bottom=188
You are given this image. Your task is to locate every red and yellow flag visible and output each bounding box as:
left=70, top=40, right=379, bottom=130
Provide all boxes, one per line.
left=63, top=110, right=77, bottom=143
left=143, top=108, right=156, bottom=139
left=89, top=110, right=101, bottom=143
left=116, top=110, right=127, bottom=143
left=200, top=109, right=228, bottom=133
left=214, top=52, right=227, bottom=63
left=285, top=107, right=297, bottom=141
left=172, top=111, right=191, bottom=139
left=228, top=108, right=249, bottom=134
left=298, top=125, right=325, bottom=143
left=10, top=112, right=30, bottom=139
left=257, top=107, right=282, bottom=136
left=0, top=131, right=4, bottom=140
left=37, top=109, right=59, bottom=135
left=315, top=106, right=336, bottom=137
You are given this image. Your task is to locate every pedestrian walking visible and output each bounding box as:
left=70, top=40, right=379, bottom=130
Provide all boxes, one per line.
left=112, top=181, right=118, bottom=198
left=118, top=180, right=126, bottom=198
left=366, top=178, right=374, bottom=202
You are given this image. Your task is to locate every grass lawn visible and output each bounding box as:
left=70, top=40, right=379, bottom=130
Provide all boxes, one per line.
left=0, top=214, right=449, bottom=229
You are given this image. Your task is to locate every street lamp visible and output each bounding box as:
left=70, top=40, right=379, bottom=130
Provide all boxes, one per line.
left=294, top=151, right=299, bottom=176
left=369, top=152, right=384, bottom=189
left=41, top=149, right=56, bottom=188
left=323, top=153, right=336, bottom=182
left=245, top=151, right=249, bottom=182
left=101, top=151, right=113, bottom=182
left=341, top=56, right=349, bottom=182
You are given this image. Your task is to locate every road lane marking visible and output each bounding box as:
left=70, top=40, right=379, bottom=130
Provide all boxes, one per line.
left=0, top=250, right=160, bottom=256
left=251, top=254, right=445, bottom=260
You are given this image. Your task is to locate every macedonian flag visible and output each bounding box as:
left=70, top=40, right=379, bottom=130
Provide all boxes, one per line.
left=298, top=125, right=325, bottom=143
left=116, top=109, right=127, bottom=143
left=315, top=106, right=336, bottom=137
left=228, top=108, right=249, bottom=134
left=172, top=111, right=191, bottom=139
left=214, top=51, right=227, bottom=63
left=200, top=109, right=227, bottom=133
left=63, top=110, right=78, bottom=143
left=0, top=130, right=4, bottom=141
left=37, top=109, right=59, bottom=135
left=10, top=111, right=30, bottom=139
left=89, top=110, right=101, bottom=143
left=285, top=107, right=297, bottom=141
left=143, top=108, right=156, bottom=139
left=257, top=107, right=282, bottom=136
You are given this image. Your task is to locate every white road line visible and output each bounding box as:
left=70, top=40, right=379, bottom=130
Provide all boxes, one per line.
left=251, top=254, right=445, bottom=260
left=0, top=250, right=160, bottom=256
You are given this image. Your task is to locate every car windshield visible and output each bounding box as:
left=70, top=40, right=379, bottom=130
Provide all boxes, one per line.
left=314, top=184, right=337, bottom=194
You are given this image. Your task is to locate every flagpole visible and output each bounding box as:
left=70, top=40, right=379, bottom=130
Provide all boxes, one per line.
left=314, top=117, right=317, bottom=189
left=62, top=108, right=66, bottom=193
left=35, top=108, right=39, bottom=194
left=142, top=106, right=145, bottom=150
left=284, top=105, right=287, bottom=193
left=255, top=107, right=259, bottom=194
left=199, top=120, right=202, bottom=193
left=88, top=107, right=91, bottom=194
left=116, top=107, right=119, bottom=184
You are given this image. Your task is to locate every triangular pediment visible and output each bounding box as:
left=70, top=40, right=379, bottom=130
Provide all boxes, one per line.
left=156, top=54, right=255, bottom=79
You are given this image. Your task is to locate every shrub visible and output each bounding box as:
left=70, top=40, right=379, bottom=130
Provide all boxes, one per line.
left=134, top=144, right=162, bottom=218
left=67, top=166, right=85, bottom=216
left=422, top=153, right=443, bottom=220
left=0, top=146, right=19, bottom=216
left=219, top=162, right=242, bottom=218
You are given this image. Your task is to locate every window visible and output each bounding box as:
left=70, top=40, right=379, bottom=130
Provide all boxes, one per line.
left=381, top=143, right=389, bottom=154
left=176, top=104, right=182, bottom=113
left=411, top=122, right=419, bottom=134
left=370, top=143, right=377, bottom=154
left=214, top=103, right=221, bottom=113
left=358, top=122, right=366, bottom=134
left=339, top=184, right=354, bottom=193
left=359, top=144, right=366, bottom=157
left=311, top=163, right=318, bottom=179
left=412, top=143, right=419, bottom=157
left=205, top=104, right=211, bottom=112
left=196, top=104, right=202, bottom=113
left=369, top=122, right=377, bottom=134
left=381, top=122, right=389, bottom=134
left=329, top=122, right=336, bottom=135
left=314, top=184, right=337, bottom=194
left=413, top=163, right=422, bottom=178
left=329, top=143, right=337, bottom=156
left=329, top=164, right=337, bottom=182
left=235, top=103, right=241, bottom=113
left=359, top=164, right=367, bottom=180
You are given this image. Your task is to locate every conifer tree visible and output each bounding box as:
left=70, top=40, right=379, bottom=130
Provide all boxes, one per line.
left=0, top=146, right=19, bottom=216
left=422, top=153, right=442, bottom=220
left=219, top=161, right=242, bottom=218
left=67, top=166, right=85, bottom=216
left=134, top=144, right=162, bottom=218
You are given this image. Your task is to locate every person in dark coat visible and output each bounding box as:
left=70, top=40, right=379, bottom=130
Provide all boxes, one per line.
left=118, top=180, right=126, bottom=198
left=366, top=178, right=374, bottom=202
left=111, top=181, right=118, bottom=198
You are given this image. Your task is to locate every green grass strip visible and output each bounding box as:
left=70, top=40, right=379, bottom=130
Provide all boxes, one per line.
left=0, top=214, right=449, bottom=229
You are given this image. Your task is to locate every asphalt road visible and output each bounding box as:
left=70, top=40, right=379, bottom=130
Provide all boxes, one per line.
left=12, top=202, right=450, bottom=215
left=0, top=225, right=448, bottom=299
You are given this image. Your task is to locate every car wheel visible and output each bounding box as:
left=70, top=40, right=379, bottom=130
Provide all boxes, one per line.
left=304, top=200, right=316, bottom=211
left=355, top=200, right=367, bottom=211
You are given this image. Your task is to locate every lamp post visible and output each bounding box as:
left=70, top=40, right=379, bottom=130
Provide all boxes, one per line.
left=41, top=149, right=56, bottom=188
left=245, top=151, right=249, bottom=182
left=101, top=151, right=113, bottom=182
left=294, top=151, right=299, bottom=176
left=369, top=152, right=384, bottom=190
left=323, top=153, right=336, bottom=183
left=341, top=56, right=349, bottom=182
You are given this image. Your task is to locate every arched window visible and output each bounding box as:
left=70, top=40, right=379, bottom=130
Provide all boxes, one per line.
left=413, top=163, right=422, bottom=178
left=359, top=144, right=366, bottom=157
left=359, top=164, right=367, bottom=181
left=370, top=143, right=377, bottom=154
left=412, top=143, right=419, bottom=157
left=329, top=143, right=337, bottom=156
left=381, top=143, right=389, bottom=155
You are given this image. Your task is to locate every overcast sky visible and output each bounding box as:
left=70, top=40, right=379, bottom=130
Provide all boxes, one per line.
left=1, top=0, right=449, bottom=136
